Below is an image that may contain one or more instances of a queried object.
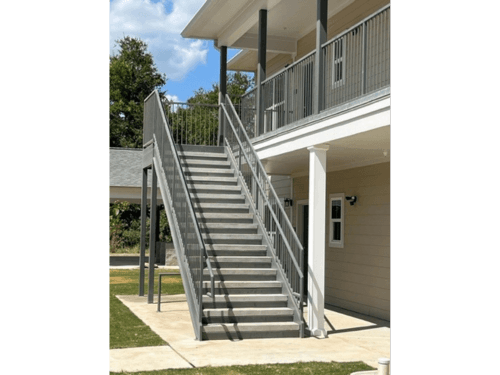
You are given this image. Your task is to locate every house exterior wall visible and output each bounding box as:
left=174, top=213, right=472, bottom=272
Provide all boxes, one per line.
left=267, top=0, right=390, bottom=77
left=269, top=175, right=293, bottom=221
left=293, top=161, right=390, bottom=321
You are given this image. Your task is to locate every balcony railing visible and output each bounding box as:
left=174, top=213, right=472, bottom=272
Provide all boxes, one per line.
left=240, top=5, right=390, bottom=139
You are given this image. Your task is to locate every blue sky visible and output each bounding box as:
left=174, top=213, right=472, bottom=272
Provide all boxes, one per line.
left=110, top=0, right=245, bottom=102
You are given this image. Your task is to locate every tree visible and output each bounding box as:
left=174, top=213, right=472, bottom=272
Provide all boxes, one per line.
left=110, top=36, right=167, bottom=148
left=187, top=72, right=254, bottom=106
left=165, top=72, right=254, bottom=145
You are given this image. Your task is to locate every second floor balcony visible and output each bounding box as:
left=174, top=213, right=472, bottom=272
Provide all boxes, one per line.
left=237, top=5, right=390, bottom=141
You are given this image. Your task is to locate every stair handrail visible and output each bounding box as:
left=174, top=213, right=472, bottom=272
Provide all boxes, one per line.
left=221, top=95, right=304, bottom=333
left=144, top=90, right=214, bottom=340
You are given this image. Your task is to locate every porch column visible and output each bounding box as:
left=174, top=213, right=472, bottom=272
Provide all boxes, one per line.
left=307, top=144, right=329, bottom=338
left=256, top=9, right=267, bottom=136
left=313, top=0, right=328, bottom=114
left=139, top=167, right=148, bottom=296
left=147, top=162, right=158, bottom=304
left=218, top=45, right=227, bottom=146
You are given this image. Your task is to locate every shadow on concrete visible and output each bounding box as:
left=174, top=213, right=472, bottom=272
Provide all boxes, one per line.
left=324, top=305, right=390, bottom=336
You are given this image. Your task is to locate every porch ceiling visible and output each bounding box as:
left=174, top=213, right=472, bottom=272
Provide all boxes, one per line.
left=263, top=126, right=390, bottom=176
left=182, top=0, right=354, bottom=50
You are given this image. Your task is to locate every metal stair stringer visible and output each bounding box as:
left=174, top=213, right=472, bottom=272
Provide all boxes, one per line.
left=144, top=90, right=215, bottom=341
left=150, top=141, right=202, bottom=340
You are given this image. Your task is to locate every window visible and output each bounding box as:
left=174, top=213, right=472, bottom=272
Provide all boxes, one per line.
left=332, top=37, right=345, bottom=87
left=329, top=193, right=344, bottom=248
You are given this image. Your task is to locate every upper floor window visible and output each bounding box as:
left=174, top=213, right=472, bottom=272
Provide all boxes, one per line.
left=332, top=38, right=345, bottom=87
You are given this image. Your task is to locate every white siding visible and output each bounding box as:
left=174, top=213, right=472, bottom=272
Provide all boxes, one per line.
left=293, top=162, right=390, bottom=321
left=269, top=175, right=292, bottom=222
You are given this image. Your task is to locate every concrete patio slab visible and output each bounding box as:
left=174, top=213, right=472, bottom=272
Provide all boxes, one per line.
left=116, top=294, right=390, bottom=370
left=110, top=346, right=192, bottom=372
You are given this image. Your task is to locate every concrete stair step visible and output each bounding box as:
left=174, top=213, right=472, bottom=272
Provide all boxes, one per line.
left=203, top=268, right=276, bottom=281
left=202, top=294, right=288, bottom=308
left=196, top=213, right=254, bottom=224
left=179, top=151, right=227, bottom=160
left=181, top=159, right=230, bottom=168
left=189, top=184, right=242, bottom=195
left=208, top=256, right=272, bottom=268
left=205, top=244, right=268, bottom=256
left=202, top=307, right=294, bottom=323
left=191, top=194, right=246, bottom=204
left=199, top=223, right=258, bottom=234
left=202, top=233, right=262, bottom=244
left=194, top=203, right=250, bottom=214
left=183, top=167, right=235, bottom=177
left=201, top=322, right=300, bottom=340
left=185, top=176, right=238, bottom=185
left=202, top=280, right=282, bottom=294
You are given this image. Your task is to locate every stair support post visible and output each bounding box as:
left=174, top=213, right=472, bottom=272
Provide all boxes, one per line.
left=139, top=167, right=149, bottom=296
left=148, top=161, right=158, bottom=304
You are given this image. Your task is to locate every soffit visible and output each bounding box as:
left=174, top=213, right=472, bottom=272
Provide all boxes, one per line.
left=263, top=126, right=390, bottom=175
left=182, top=0, right=354, bottom=46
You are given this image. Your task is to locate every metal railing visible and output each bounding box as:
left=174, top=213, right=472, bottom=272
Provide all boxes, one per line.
left=165, top=101, right=219, bottom=146
left=323, top=5, right=390, bottom=108
left=144, top=90, right=215, bottom=340
left=221, top=94, right=304, bottom=337
left=239, top=5, right=390, bottom=138
left=239, top=87, right=257, bottom=138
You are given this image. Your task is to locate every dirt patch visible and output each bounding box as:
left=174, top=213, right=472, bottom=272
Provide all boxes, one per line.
left=157, top=277, right=181, bottom=284
left=110, top=276, right=181, bottom=285
left=110, top=276, right=136, bottom=284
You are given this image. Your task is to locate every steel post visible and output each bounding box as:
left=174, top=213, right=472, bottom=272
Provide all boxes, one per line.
left=148, top=162, right=158, bottom=304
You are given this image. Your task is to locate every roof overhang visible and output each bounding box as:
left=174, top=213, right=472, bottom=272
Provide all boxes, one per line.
left=182, top=0, right=355, bottom=57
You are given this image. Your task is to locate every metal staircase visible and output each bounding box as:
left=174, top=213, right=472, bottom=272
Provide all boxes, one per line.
left=142, top=90, right=304, bottom=340
left=180, top=145, right=299, bottom=339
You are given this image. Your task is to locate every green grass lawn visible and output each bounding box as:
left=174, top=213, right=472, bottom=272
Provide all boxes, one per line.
left=110, top=268, right=183, bottom=349
left=110, top=361, right=374, bottom=375
left=110, top=269, right=375, bottom=374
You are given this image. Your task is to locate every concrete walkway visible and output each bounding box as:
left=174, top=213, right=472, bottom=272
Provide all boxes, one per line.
left=110, top=294, right=390, bottom=372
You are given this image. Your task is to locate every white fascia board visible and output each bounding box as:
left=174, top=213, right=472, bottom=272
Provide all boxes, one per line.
left=254, top=97, right=391, bottom=160
left=181, top=0, right=220, bottom=38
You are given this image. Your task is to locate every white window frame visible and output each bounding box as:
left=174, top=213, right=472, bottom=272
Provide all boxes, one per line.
left=332, top=36, right=346, bottom=88
left=329, top=193, right=345, bottom=248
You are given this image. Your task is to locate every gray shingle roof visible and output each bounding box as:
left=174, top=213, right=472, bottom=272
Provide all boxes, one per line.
left=110, top=148, right=152, bottom=187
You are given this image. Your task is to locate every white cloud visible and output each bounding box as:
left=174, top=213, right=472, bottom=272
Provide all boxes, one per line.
left=110, top=0, right=208, bottom=81
left=166, top=94, right=179, bottom=102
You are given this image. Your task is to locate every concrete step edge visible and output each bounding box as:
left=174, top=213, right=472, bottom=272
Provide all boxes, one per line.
left=179, top=152, right=227, bottom=157
left=202, top=322, right=299, bottom=332
left=203, top=268, right=276, bottom=274
left=203, top=307, right=293, bottom=315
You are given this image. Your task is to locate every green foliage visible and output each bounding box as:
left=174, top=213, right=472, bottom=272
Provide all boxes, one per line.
left=187, top=72, right=254, bottom=106
left=110, top=36, right=167, bottom=148
left=109, top=201, right=171, bottom=253
left=167, top=72, right=254, bottom=145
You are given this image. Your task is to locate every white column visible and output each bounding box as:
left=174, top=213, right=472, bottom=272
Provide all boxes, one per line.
left=307, top=144, right=329, bottom=338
